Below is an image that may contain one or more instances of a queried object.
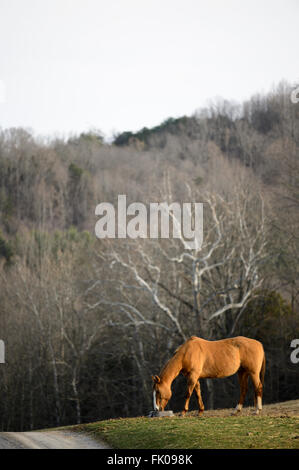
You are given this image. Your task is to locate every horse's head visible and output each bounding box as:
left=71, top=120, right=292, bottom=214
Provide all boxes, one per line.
left=152, top=375, right=172, bottom=411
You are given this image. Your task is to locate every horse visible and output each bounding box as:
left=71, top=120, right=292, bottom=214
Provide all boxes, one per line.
left=152, top=335, right=265, bottom=416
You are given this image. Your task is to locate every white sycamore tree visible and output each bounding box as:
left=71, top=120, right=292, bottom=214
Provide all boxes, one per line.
left=88, top=176, right=268, bottom=408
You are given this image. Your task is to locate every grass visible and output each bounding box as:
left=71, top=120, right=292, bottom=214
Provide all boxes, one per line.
left=70, top=413, right=299, bottom=449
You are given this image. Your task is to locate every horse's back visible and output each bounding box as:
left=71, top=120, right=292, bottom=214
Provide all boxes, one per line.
left=181, top=336, right=240, bottom=378
left=181, top=336, right=264, bottom=378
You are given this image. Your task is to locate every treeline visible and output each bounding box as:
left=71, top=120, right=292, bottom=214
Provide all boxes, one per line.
left=0, top=81, right=298, bottom=430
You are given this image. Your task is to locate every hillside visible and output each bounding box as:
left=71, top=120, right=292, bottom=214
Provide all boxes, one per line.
left=69, top=400, right=299, bottom=449
left=0, top=82, right=299, bottom=431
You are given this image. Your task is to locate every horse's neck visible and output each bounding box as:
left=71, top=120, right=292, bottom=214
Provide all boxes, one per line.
left=160, top=354, right=182, bottom=386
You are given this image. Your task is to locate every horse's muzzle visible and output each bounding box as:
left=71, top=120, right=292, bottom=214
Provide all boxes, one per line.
left=153, top=390, right=159, bottom=411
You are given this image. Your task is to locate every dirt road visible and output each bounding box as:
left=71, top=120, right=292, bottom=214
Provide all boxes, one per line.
left=0, top=430, right=110, bottom=449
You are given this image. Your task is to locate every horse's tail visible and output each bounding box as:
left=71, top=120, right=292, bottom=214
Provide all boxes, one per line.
left=260, top=350, right=266, bottom=387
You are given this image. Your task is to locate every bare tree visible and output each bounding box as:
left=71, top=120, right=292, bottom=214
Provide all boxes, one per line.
left=90, top=173, right=268, bottom=408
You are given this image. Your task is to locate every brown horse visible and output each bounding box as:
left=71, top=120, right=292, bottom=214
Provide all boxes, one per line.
left=152, top=336, right=265, bottom=416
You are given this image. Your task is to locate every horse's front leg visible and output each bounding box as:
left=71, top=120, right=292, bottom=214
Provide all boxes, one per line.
left=194, top=381, right=205, bottom=416
left=182, top=374, right=197, bottom=416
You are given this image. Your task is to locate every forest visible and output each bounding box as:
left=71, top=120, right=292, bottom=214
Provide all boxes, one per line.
left=0, top=81, right=298, bottom=431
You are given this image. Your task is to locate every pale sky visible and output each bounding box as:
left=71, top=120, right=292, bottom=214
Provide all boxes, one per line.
left=0, top=0, right=298, bottom=140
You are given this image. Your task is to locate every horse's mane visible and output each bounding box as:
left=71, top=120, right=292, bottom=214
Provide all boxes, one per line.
left=159, top=354, right=179, bottom=378
left=174, top=336, right=198, bottom=353
left=160, top=337, right=198, bottom=379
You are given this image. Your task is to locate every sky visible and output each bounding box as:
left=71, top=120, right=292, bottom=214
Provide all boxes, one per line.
left=0, top=0, right=298, bottom=140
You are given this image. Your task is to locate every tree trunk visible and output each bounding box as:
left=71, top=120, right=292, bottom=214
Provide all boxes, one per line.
left=206, top=379, right=214, bottom=410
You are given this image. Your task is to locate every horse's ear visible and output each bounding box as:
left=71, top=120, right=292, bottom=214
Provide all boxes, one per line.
left=152, top=375, right=161, bottom=384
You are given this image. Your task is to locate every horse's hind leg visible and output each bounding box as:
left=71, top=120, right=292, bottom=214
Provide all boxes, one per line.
left=250, top=372, right=263, bottom=415
left=233, top=368, right=248, bottom=415
left=194, top=381, right=205, bottom=416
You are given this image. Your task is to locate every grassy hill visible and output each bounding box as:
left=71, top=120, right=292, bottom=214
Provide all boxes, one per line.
left=68, top=400, right=299, bottom=449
